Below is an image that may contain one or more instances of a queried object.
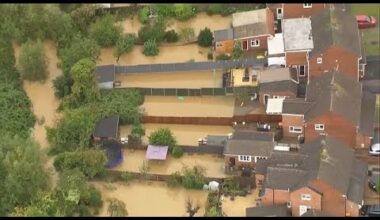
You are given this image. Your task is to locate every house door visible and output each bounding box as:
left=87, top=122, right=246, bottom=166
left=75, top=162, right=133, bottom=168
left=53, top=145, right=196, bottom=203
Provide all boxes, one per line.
left=299, top=205, right=309, bottom=216
left=264, top=94, right=270, bottom=105
left=229, top=157, right=235, bottom=167
left=242, top=40, right=248, bottom=51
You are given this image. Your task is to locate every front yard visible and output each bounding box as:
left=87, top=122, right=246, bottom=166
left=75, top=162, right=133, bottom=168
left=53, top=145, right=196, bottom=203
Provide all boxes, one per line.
left=351, top=4, right=380, bottom=56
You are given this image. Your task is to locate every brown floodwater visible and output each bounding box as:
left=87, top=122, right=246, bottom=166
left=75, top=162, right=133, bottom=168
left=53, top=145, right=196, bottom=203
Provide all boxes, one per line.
left=92, top=180, right=208, bottom=217
left=115, top=70, right=224, bottom=88
left=141, top=96, right=235, bottom=117
left=221, top=190, right=259, bottom=216
left=120, top=124, right=233, bottom=146
left=112, top=149, right=227, bottom=178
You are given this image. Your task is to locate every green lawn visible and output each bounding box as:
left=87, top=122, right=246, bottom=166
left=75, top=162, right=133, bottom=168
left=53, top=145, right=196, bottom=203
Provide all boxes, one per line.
left=351, top=4, right=380, bottom=56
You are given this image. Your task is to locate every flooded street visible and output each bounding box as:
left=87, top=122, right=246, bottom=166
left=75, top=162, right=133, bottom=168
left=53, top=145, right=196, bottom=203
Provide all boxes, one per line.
left=13, top=40, right=61, bottom=188
left=116, top=70, right=224, bottom=88
left=112, top=149, right=227, bottom=178
left=120, top=124, right=233, bottom=146
left=141, top=96, right=235, bottom=117
left=222, top=190, right=259, bottom=216
left=93, top=180, right=208, bottom=217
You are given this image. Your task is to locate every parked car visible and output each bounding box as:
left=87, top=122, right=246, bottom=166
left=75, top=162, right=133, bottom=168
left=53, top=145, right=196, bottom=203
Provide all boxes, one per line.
left=368, top=173, right=380, bottom=193
left=369, top=143, right=380, bottom=156
left=361, top=204, right=380, bottom=217
left=356, top=15, right=377, bottom=29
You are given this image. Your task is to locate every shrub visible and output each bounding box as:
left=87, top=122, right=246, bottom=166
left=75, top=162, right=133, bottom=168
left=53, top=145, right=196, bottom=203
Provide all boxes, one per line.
left=174, top=4, right=196, bottom=21
left=179, top=27, right=195, bottom=42
left=207, top=52, right=213, bottom=60
left=148, top=128, right=177, bottom=151
left=172, top=146, right=184, bottom=158
left=154, top=4, right=175, bottom=18
left=138, top=6, right=150, bottom=24
left=164, top=30, right=179, bottom=43
left=166, top=171, right=182, bottom=187
left=138, top=21, right=166, bottom=43
left=205, top=4, right=224, bottom=15
left=216, top=53, right=231, bottom=60
left=84, top=186, right=103, bottom=208
left=231, top=42, right=242, bottom=59
left=143, top=39, right=159, bottom=56
left=90, top=15, right=122, bottom=47
left=205, top=206, right=223, bottom=217
left=182, top=166, right=206, bottom=189
left=120, top=171, right=134, bottom=182
left=197, top=28, right=213, bottom=47
left=221, top=7, right=237, bottom=16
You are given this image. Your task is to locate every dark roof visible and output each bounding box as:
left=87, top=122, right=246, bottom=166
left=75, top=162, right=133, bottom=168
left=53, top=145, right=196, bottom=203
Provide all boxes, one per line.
left=232, top=130, right=274, bottom=142
left=347, top=159, right=367, bottom=204
left=213, top=28, right=234, bottom=42
left=302, top=209, right=329, bottom=217
left=305, top=72, right=362, bottom=124
left=246, top=205, right=289, bottom=217
left=310, top=7, right=361, bottom=58
left=359, top=90, right=376, bottom=137
left=363, top=56, right=380, bottom=80
left=93, top=116, right=120, bottom=139
left=265, top=166, right=309, bottom=190
left=282, top=98, right=314, bottom=115
left=206, top=135, right=228, bottom=147
left=224, top=139, right=274, bottom=157
left=259, top=80, right=298, bottom=94
left=96, top=65, right=115, bottom=83
left=102, top=140, right=123, bottom=168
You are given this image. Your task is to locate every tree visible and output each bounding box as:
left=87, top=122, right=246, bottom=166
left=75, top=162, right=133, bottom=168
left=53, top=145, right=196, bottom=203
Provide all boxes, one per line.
left=205, top=4, right=224, bottom=15
left=181, top=166, right=206, bottom=189
left=143, top=39, right=159, bottom=56
left=174, top=4, right=196, bottom=21
left=148, top=128, right=177, bottom=151
left=186, top=198, right=200, bottom=217
left=90, top=15, right=122, bottom=47
left=63, top=58, right=100, bottom=108
left=70, top=4, right=100, bottom=34
left=18, top=39, right=49, bottom=82
left=164, top=30, right=179, bottom=43
left=107, top=198, right=128, bottom=217
left=130, top=122, right=145, bottom=139
left=0, top=38, right=16, bottom=69
left=114, top=34, right=135, bottom=62
left=197, top=28, right=213, bottom=47
left=231, top=42, right=243, bottom=59
left=138, top=21, right=166, bottom=43
left=138, top=6, right=151, bottom=24
left=180, top=27, right=195, bottom=42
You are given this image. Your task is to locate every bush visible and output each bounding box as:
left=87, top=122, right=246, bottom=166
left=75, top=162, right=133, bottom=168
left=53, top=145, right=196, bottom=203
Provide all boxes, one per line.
left=231, top=42, right=242, bottom=59
left=138, top=21, right=166, bottom=43
left=172, top=146, right=184, bottom=158
left=179, top=27, right=195, bottom=42
left=207, top=52, right=213, bottom=60
left=166, top=171, right=182, bottom=188
left=216, top=53, right=231, bottom=61
left=221, top=7, right=237, bottom=16
left=154, top=4, right=175, bottom=18
left=120, top=171, right=134, bottom=182
left=197, top=28, right=213, bottom=47
left=90, top=15, right=122, bottom=47
left=148, top=128, right=177, bottom=151
left=174, top=4, right=196, bottom=21
left=164, top=30, right=179, bottom=43
left=138, top=6, right=150, bottom=24
left=18, top=39, right=49, bottom=82
left=52, top=73, right=73, bottom=98
left=84, top=186, right=103, bottom=208
left=143, top=39, right=159, bottom=56
left=206, top=4, right=224, bottom=15
left=182, top=166, right=206, bottom=189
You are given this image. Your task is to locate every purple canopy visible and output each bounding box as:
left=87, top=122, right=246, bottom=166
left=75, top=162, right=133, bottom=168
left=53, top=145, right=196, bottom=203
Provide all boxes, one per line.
left=146, top=145, right=169, bottom=160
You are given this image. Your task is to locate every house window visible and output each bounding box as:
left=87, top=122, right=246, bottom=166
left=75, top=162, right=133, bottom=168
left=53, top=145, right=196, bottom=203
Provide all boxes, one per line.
left=298, top=65, right=305, bottom=77
left=315, top=124, right=325, bottom=131
left=238, top=155, right=252, bottom=162
left=289, top=126, right=303, bottom=133
left=216, top=42, right=223, bottom=48
left=251, top=39, right=260, bottom=47
left=303, top=3, right=312, bottom=8
left=317, top=57, right=323, bottom=64
left=277, top=8, right=283, bottom=19
left=301, top=194, right=311, bottom=201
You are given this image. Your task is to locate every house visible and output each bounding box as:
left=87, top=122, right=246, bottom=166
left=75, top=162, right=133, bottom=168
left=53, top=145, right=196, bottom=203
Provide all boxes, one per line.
left=224, top=130, right=274, bottom=171
left=257, top=137, right=367, bottom=217
left=213, top=28, right=234, bottom=54
left=281, top=98, right=313, bottom=138
left=232, top=8, right=275, bottom=52
left=93, top=116, right=120, bottom=142
left=308, top=7, right=364, bottom=82
left=246, top=204, right=290, bottom=217
left=96, top=65, right=115, bottom=90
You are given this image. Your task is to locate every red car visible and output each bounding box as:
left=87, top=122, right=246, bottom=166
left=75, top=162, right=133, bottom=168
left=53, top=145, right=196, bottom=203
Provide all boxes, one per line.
left=356, top=15, right=377, bottom=29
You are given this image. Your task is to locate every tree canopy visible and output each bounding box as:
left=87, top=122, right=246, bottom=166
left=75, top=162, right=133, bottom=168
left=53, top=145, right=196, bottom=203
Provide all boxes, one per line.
left=90, top=14, right=122, bottom=47
left=148, top=128, right=177, bottom=151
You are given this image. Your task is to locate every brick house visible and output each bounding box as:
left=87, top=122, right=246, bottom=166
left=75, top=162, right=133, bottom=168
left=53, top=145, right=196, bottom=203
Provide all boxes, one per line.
left=224, top=130, right=274, bottom=172
left=92, top=116, right=120, bottom=142
left=308, top=7, right=365, bottom=82
left=256, top=137, right=367, bottom=217
left=213, top=28, right=234, bottom=54
left=281, top=98, right=313, bottom=138
left=232, top=8, right=275, bottom=52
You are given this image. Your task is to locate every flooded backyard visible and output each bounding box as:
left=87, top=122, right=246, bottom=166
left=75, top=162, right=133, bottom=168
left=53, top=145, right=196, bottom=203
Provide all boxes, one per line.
left=93, top=180, right=208, bottom=217
left=141, top=96, right=235, bottom=117
left=112, top=149, right=227, bottom=178
left=120, top=123, right=233, bottom=146
left=115, top=70, right=224, bottom=88
left=222, top=190, right=259, bottom=216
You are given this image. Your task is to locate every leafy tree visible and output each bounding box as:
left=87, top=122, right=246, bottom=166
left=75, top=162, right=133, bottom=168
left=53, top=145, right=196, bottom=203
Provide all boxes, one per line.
left=172, top=146, right=184, bottom=158
left=53, top=74, right=73, bottom=98
left=70, top=4, right=100, bottom=34
left=10, top=192, right=61, bottom=217
left=114, top=34, right=135, bottom=62
left=164, top=30, right=179, bottom=43
left=18, top=39, right=49, bottom=82
left=107, top=198, right=128, bottom=217
left=138, top=21, right=166, bottom=43
left=143, top=39, right=159, bottom=56
left=205, top=206, right=223, bottom=217
left=180, top=27, right=195, bottom=42
left=181, top=166, right=206, bottom=189
left=138, top=6, right=151, bottom=24
left=154, top=4, right=175, bottom=18
left=0, top=38, right=16, bottom=69
left=206, top=4, right=225, bottom=15
left=197, top=28, right=213, bottom=47
left=54, top=149, right=107, bottom=179
left=148, top=128, right=177, bottom=151
left=231, top=42, right=243, bottom=59
left=174, top=4, right=196, bottom=21
left=90, top=14, right=122, bottom=47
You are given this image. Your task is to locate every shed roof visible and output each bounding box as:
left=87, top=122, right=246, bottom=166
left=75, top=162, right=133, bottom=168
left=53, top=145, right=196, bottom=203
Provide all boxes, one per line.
left=224, top=139, right=274, bottom=157
left=232, top=8, right=274, bottom=39
left=213, top=28, right=234, bottom=42
left=146, top=145, right=168, bottom=160
left=232, top=8, right=269, bottom=27
left=266, top=98, right=284, bottom=115
left=96, top=65, right=115, bottom=83
left=268, top=33, right=284, bottom=55
left=359, top=90, right=376, bottom=137
left=260, top=80, right=298, bottom=94
left=231, top=130, right=274, bottom=142
left=93, top=116, right=120, bottom=139
left=206, top=135, right=229, bottom=147
left=283, top=17, right=314, bottom=51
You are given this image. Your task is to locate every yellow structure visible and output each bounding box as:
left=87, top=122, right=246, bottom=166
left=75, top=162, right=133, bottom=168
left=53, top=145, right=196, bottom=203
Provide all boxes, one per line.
left=231, top=68, right=258, bottom=87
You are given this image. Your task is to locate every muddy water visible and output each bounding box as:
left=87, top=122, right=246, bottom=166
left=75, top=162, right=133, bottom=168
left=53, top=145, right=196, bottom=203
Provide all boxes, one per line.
left=93, top=180, right=208, bottom=216
left=116, top=70, right=224, bottom=88
left=112, top=149, right=227, bottom=178
left=221, top=190, right=259, bottom=216
left=141, top=96, right=235, bottom=117
left=120, top=124, right=233, bottom=146
left=13, top=40, right=61, bottom=188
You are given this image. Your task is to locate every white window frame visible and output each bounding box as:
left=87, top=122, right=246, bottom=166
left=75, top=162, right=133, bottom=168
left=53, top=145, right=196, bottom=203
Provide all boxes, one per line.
left=289, top=126, right=303, bottom=134
left=301, top=194, right=311, bottom=201
left=216, top=42, right=223, bottom=48
left=303, top=3, right=312, bottom=8
left=317, top=57, right=323, bottom=64
left=276, top=8, right=283, bottom=19
left=251, top=39, right=260, bottom=47
left=315, top=124, right=325, bottom=131
left=238, top=155, right=251, bottom=162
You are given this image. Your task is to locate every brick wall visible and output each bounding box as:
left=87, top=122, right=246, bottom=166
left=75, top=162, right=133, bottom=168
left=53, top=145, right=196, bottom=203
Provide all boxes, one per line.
left=285, top=51, right=308, bottom=66
left=290, top=186, right=322, bottom=216
left=262, top=188, right=291, bottom=206
left=215, top=39, right=234, bottom=54
left=282, top=114, right=304, bottom=138
left=283, top=4, right=326, bottom=19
